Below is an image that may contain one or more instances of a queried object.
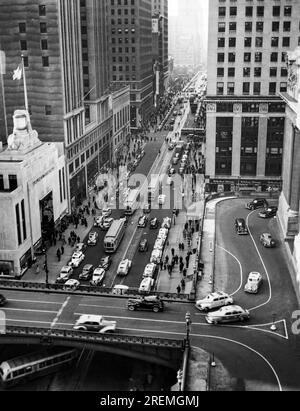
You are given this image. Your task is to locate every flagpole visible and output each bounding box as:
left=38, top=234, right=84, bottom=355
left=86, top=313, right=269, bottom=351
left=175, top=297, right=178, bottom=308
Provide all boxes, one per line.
left=21, top=55, right=29, bottom=112
left=0, top=54, right=8, bottom=138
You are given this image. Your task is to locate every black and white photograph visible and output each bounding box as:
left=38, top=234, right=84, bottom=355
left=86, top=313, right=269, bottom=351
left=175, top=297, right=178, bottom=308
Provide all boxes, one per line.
left=0, top=0, right=299, bottom=396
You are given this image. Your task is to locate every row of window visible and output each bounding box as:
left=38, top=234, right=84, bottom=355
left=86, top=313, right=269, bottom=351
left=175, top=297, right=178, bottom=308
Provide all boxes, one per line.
left=19, top=22, right=47, bottom=34
left=217, top=67, right=288, bottom=77
left=111, top=28, right=136, bottom=34
left=112, top=46, right=136, bottom=54
left=15, top=200, right=27, bottom=247
left=111, top=0, right=135, bottom=5
left=217, top=51, right=288, bottom=63
left=218, top=20, right=300, bottom=33
left=217, top=33, right=291, bottom=48
left=216, top=102, right=286, bottom=114
left=216, top=82, right=287, bottom=95
left=218, top=5, right=292, bottom=18
left=111, top=8, right=135, bottom=15
left=19, top=39, right=48, bottom=51
left=112, top=37, right=136, bottom=44
left=110, top=18, right=136, bottom=25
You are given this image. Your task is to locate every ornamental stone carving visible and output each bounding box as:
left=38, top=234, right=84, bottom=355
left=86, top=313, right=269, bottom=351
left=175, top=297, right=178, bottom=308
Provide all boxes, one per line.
left=206, top=103, right=216, bottom=113
left=7, top=110, right=40, bottom=151
left=259, top=103, right=268, bottom=114
left=233, top=103, right=242, bottom=114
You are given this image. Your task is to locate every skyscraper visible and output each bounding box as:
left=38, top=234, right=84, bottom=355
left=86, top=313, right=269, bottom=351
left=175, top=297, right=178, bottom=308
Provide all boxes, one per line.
left=0, top=0, right=113, bottom=209
left=205, top=0, right=300, bottom=192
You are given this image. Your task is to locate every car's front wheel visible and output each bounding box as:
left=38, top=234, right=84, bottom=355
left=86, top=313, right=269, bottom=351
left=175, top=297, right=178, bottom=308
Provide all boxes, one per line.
left=153, top=306, right=160, bottom=313
left=128, top=306, right=135, bottom=311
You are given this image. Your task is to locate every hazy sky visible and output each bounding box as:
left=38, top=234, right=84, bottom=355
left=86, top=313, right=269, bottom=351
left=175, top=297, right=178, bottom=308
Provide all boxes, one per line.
left=169, top=0, right=208, bottom=17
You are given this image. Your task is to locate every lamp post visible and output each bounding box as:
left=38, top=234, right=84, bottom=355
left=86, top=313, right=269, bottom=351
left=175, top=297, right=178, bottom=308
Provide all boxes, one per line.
left=185, top=312, right=192, bottom=348
left=43, top=247, right=49, bottom=288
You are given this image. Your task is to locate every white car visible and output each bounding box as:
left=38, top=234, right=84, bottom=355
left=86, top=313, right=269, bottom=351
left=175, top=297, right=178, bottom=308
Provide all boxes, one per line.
left=100, top=217, right=114, bottom=230
left=87, top=231, right=99, bottom=246
left=143, top=263, right=157, bottom=278
left=73, top=315, right=116, bottom=333
left=64, top=279, right=80, bottom=291
left=102, top=208, right=112, bottom=218
left=150, top=249, right=162, bottom=264
left=158, top=194, right=166, bottom=205
left=182, top=154, right=188, bottom=161
left=157, top=228, right=168, bottom=241
left=117, top=259, right=132, bottom=276
left=69, top=251, right=85, bottom=268
left=167, top=177, right=173, bottom=186
left=139, top=277, right=154, bottom=293
left=154, top=238, right=165, bottom=251
left=244, top=272, right=263, bottom=294
left=195, top=292, right=234, bottom=312
left=56, top=266, right=73, bottom=284
left=161, top=217, right=172, bottom=229
left=94, top=216, right=104, bottom=227
left=90, top=268, right=106, bottom=286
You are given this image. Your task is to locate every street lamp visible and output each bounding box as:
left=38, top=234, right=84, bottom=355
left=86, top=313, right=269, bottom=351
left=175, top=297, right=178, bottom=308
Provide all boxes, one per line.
left=185, top=312, right=192, bottom=347
left=43, top=247, right=49, bottom=288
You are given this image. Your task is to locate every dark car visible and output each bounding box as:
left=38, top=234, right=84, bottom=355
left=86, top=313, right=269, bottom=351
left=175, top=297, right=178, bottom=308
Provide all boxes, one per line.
left=143, top=203, right=151, bottom=214
left=139, top=239, right=149, bottom=252
left=246, top=198, right=268, bottom=211
left=259, top=206, right=278, bottom=219
left=79, top=264, right=94, bottom=281
left=235, top=218, right=249, bottom=235
left=127, top=296, right=164, bottom=313
left=150, top=218, right=159, bottom=229
left=99, top=256, right=112, bottom=271
left=0, top=294, right=7, bottom=307
left=260, top=233, right=276, bottom=248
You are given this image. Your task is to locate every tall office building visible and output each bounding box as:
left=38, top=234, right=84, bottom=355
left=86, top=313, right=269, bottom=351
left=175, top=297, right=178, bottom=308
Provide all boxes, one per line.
left=206, top=0, right=300, bottom=192
left=0, top=0, right=113, bottom=209
left=107, top=0, right=154, bottom=129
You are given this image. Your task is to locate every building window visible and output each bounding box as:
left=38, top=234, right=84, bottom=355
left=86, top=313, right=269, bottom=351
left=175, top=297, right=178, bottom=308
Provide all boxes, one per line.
left=270, top=52, right=278, bottom=62
left=284, top=6, right=292, bottom=17
left=42, top=56, right=49, bottom=67
left=228, top=67, right=235, bottom=77
left=218, top=37, right=225, bottom=47
left=269, top=82, right=277, bottom=95
left=0, top=175, right=3, bottom=191
left=227, top=82, right=235, bottom=95
left=19, top=23, right=26, bottom=33
left=254, top=67, right=261, bottom=77
left=229, top=37, right=236, bottom=47
left=244, top=37, right=252, bottom=47
left=229, top=22, right=236, bottom=32
left=254, top=37, right=262, bottom=47
left=282, top=37, right=290, bottom=47
left=272, top=21, right=280, bottom=32
left=281, top=67, right=288, bottom=77
left=280, top=82, right=287, bottom=92
left=255, top=52, right=262, bottom=63
left=40, top=22, right=47, bottom=33
left=243, top=82, right=250, bottom=95
left=253, top=82, right=261, bottom=95
left=270, top=67, right=277, bottom=77
left=217, top=82, right=224, bottom=95
left=20, top=40, right=27, bottom=50
left=283, top=21, right=291, bottom=32
left=273, top=6, right=280, bottom=17
left=21, top=200, right=27, bottom=241
left=256, top=22, right=264, bottom=32
left=9, top=175, right=17, bottom=191
left=45, top=105, right=52, bottom=115
left=15, top=204, right=22, bottom=246
left=245, top=6, right=253, bottom=17
left=217, top=53, right=225, bottom=63
left=219, top=7, right=226, bottom=17
left=41, top=39, right=48, bottom=50
left=39, top=5, right=46, bottom=16
left=218, top=22, right=226, bottom=32
left=257, top=6, right=264, bottom=17
left=230, top=7, right=237, bottom=16
left=243, top=67, right=250, bottom=77
left=244, top=53, right=251, bottom=63
left=245, top=22, right=252, bottom=32
left=217, top=67, right=224, bottom=77
left=228, top=53, right=235, bottom=63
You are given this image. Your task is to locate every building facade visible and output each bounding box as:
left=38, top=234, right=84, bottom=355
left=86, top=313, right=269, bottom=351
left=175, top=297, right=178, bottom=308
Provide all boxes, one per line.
left=0, top=0, right=113, bottom=210
left=112, top=85, right=131, bottom=165
left=206, top=0, right=300, bottom=192
left=107, top=0, right=154, bottom=129
left=0, top=110, right=67, bottom=278
left=278, top=47, right=300, bottom=292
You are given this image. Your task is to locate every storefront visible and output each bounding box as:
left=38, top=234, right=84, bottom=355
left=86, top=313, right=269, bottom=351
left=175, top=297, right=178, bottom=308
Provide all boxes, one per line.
left=206, top=178, right=282, bottom=194
left=70, top=167, right=87, bottom=209
left=19, top=248, right=33, bottom=276
left=0, top=260, right=14, bottom=278
left=87, top=156, right=99, bottom=188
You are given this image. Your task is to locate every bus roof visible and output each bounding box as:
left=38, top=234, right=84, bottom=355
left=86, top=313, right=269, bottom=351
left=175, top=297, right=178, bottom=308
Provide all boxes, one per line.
left=105, top=219, right=126, bottom=239
left=125, top=189, right=139, bottom=204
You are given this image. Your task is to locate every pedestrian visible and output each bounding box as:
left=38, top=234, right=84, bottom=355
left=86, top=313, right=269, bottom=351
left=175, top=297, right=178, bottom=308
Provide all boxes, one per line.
left=171, top=248, right=175, bottom=257
left=175, top=255, right=179, bottom=265
left=165, top=255, right=169, bottom=264
left=35, top=264, right=40, bottom=275
left=61, top=245, right=64, bottom=255
left=56, top=248, right=61, bottom=262
left=68, top=236, right=71, bottom=246
left=180, top=262, right=184, bottom=273
left=160, top=261, right=164, bottom=270
left=180, top=256, right=183, bottom=265
left=183, top=268, right=187, bottom=278
left=176, top=285, right=181, bottom=294
left=181, top=279, right=185, bottom=289
left=163, top=263, right=167, bottom=271
left=77, top=236, right=80, bottom=244
left=84, top=218, right=88, bottom=228
left=182, top=243, right=185, bottom=251
left=179, top=243, right=182, bottom=252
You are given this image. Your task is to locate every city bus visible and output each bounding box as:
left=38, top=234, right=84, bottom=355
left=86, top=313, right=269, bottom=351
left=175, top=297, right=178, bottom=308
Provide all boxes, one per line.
left=148, top=175, right=161, bottom=202
left=0, top=348, right=78, bottom=388
left=124, top=189, right=140, bottom=216
left=104, top=219, right=126, bottom=253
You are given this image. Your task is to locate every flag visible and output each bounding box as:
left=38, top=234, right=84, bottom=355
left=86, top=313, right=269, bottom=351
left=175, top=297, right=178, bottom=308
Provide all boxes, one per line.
left=13, top=65, right=22, bottom=81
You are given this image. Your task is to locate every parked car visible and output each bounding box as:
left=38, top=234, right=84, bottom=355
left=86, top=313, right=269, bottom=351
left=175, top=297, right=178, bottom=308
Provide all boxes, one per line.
left=0, top=294, right=7, bottom=307
left=64, top=279, right=80, bottom=291
left=139, top=277, right=154, bottom=293
left=73, top=315, right=116, bottom=333
left=150, top=218, right=159, bottom=229
left=195, top=292, right=233, bottom=312
left=205, top=306, right=250, bottom=325
left=245, top=198, right=268, bottom=211
left=167, top=177, right=173, bottom=186
left=143, top=263, right=157, bottom=278
left=235, top=218, right=249, bottom=235
left=168, top=144, right=175, bottom=151
left=158, top=194, right=166, bottom=205
left=244, top=272, right=263, bottom=294
left=94, top=216, right=103, bottom=227
left=139, top=239, right=149, bottom=252
left=157, top=228, right=168, bottom=242
left=161, top=217, right=171, bottom=229
left=100, top=217, right=114, bottom=230
left=150, top=249, right=162, bottom=264
left=90, top=268, right=106, bottom=286
left=69, top=251, right=85, bottom=268
left=168, top=168, right=175, bottom=175
left=56, top=266, right=74, bottom=284
left=143, top=203, right=151, bottom=214
left=127, top=296, right=164, bottom=313
left=75, top=243, right=87, bottom=253
left=117, top=259, right=132, bottom=276
left=179, top=167, right=185, bottom=175
left=154, top=238, right=165, bottom=251
left=260, top=233, right=276, bottom=248
left=87, top=232, right=99, bottom=246
left=258, top=206, right=278, bottom=219
left=102, top=208, right=112, bottom=218
left=172, top=157, right=179, bottom=165
left=79, top=264, right=94, bottom=281
left=138, top=215, right=148, bottom=228
left=99, top=256, right=112, bottom=271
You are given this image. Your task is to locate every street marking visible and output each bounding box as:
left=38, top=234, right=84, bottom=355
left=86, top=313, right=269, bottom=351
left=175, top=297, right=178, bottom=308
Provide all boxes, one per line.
left=7, top=299, right=62, bottom=305
left=246, top=212, right=272, bottom=311
left=2, top=308, right=57, bottom=314
left=217, top=245, right=244, bottom=297
left=51, top=297, right=71, bottom=328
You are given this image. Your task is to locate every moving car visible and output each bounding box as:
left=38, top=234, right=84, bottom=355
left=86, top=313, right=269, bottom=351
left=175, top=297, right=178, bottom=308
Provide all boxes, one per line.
left=258, top=206, right=278, bottom=219
left=0, top=294, right=7, bottom=307
left=87, top=232, right=99, bottom=246
left=139, top=277, right=154, bottom=293
left=100, top=217, right=114, bottom=230
left=73, top=315, right=116, bottom=333
left=150, top=218, right=159, bottom=229
left=117, top=259, right=132, bottom=276
left=172, top=157, right=179, bottom=165
left=168, top=144, right=175, bottom=151
left=94, top=216, right=103, bottom=227
left=143, top=263, right=157, bottom=278
left=63, top=279, right=80, bottom=291
left=244, top=272, right=263, bottom=294
left=79, top=264, right=94, bottom=281
left=139, top=239, right=149, bottom=252
left=195, top=292, right=233, bottom=312
left=143, top=203, right=151, bottom=214
left=205, top=306, right=250, bottom=325
left=150, top=249, right=162, bottom=264
left=245, top=198, right=268, bottom=211
left=168, top=168, right=175, bottom=175
left=127, top=296, right=164, bottom=313
left=170, top=118, right=175, bottom=125
left=235, top=218, right=249, bottom=235
left=138, top=215, right=148, bottom=228
left=260, top=233, right=276, bottom=248
left=69, top=251, right=85, bottom=268
left=90, top=268, right=106, bottom=286
left=75, top=243, right=87, bottom=253
left=56, top=266, right=74, bottom=284
left=102, top=208, right=112, bottom=218
left=99, top=256, right=112, bottom=271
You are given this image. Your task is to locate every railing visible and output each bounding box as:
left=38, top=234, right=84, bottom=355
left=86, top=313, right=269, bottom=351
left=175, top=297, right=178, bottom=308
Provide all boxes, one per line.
left=2, top=326, right=184, bottom=349
left=0, top=280, right=195, bottom=302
